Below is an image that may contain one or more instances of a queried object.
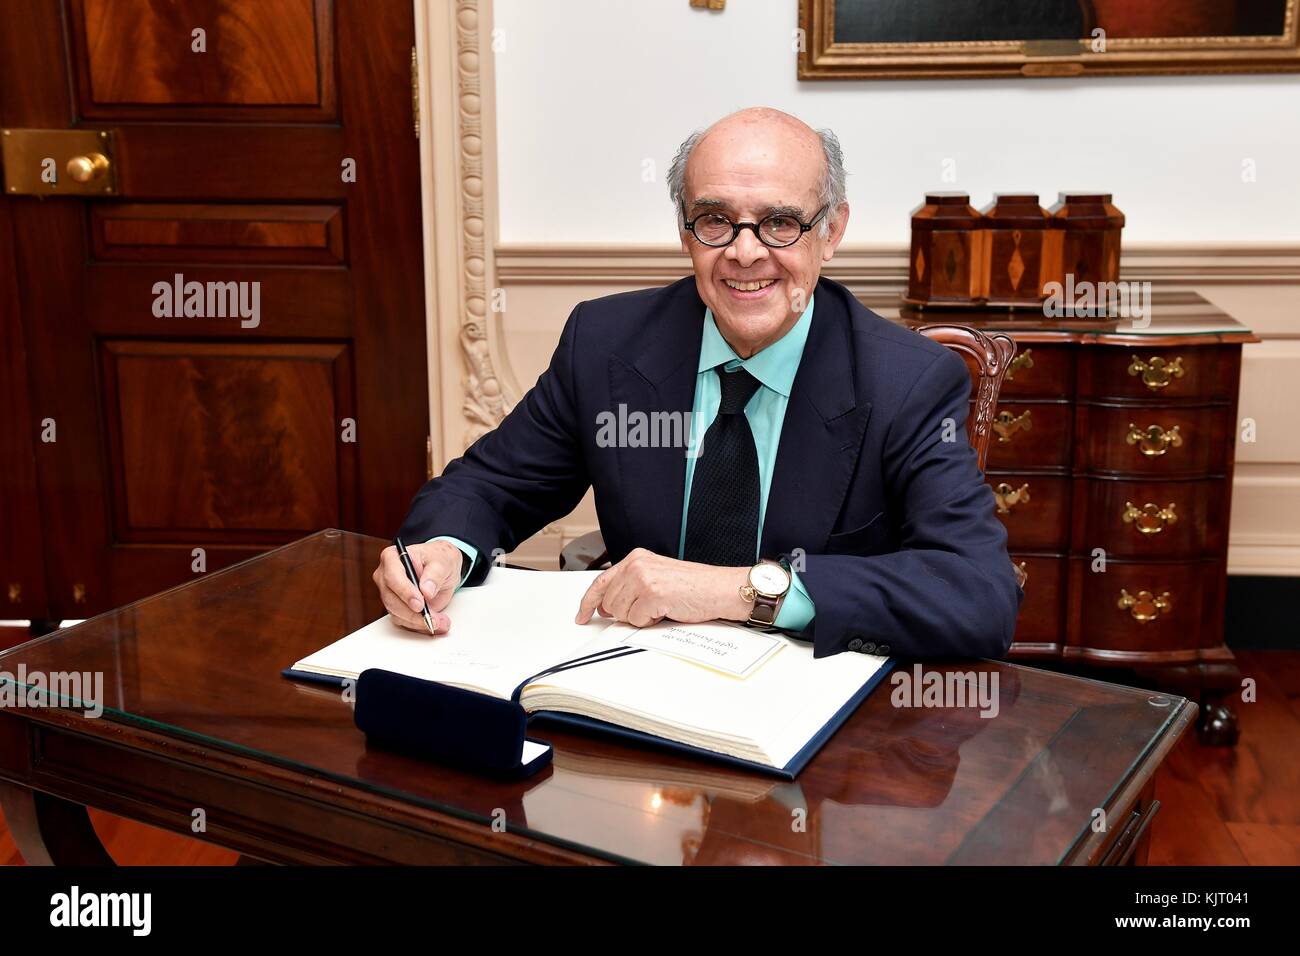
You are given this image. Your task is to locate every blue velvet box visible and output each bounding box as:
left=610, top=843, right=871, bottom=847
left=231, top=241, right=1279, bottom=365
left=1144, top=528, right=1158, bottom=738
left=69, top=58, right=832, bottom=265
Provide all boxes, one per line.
left=353, top=668, right=552, bottom=780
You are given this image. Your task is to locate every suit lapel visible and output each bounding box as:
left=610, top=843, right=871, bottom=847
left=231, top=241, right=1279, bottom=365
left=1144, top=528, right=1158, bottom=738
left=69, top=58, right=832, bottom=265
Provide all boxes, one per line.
left=761, top=280, right=872, bottom=559
left=608, top=280, right=704, bottom=557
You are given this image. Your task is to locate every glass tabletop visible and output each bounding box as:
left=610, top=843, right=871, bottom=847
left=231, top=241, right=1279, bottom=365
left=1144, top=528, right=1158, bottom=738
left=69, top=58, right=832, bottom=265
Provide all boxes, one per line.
left=0, top=530, right=1187, bottom=865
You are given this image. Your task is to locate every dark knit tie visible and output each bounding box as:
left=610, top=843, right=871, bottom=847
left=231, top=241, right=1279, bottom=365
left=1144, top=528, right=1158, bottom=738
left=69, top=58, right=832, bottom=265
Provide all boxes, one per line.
left=683, top=366, right=762, bottom=566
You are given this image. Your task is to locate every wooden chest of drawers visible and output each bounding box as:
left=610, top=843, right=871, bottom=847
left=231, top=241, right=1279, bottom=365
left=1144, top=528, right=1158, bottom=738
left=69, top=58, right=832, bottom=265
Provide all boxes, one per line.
left=896, top=291, right=1257, bottom=745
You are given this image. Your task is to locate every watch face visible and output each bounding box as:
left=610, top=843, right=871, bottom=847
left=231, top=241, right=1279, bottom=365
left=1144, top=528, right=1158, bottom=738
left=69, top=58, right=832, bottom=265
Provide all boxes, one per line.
left=750, top=562, right=789, bottom=596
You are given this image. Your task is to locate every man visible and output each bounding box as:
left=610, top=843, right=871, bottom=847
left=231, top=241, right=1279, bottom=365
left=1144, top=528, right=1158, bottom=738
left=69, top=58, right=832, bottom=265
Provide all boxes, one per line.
left=374, top=107, right=1022, bottom=659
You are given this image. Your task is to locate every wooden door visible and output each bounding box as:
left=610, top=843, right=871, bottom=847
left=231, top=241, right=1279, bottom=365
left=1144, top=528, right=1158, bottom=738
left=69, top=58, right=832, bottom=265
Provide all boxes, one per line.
left=0, top=0, right=428, bottom=617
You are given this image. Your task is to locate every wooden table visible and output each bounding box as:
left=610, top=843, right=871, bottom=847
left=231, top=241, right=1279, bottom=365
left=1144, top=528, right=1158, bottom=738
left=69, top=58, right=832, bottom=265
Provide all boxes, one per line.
left=0, top=530, right=1196, bottom=865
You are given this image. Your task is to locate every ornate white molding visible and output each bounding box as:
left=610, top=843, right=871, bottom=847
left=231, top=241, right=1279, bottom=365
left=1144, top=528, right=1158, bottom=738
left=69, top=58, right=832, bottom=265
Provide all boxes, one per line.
left=418, top=0, right=516, bottom=463
left=453, top=1, right=513, bottom=444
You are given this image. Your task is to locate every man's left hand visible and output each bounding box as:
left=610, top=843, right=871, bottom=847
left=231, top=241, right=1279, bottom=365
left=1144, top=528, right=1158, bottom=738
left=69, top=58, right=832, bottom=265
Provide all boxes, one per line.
left=574, top=548, right=752, bottom=628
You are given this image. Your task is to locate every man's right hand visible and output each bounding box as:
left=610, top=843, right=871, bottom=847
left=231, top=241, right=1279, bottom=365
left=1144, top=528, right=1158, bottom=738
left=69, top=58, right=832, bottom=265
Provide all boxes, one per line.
left=372, top=540, right=463, bottom=634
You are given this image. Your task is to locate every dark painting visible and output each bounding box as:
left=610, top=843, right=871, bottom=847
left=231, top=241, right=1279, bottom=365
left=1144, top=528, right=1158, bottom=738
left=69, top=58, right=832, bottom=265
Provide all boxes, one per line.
left=800, top=0, right=1300, bottom=78
left=833, top=0, right=1290, bottom=44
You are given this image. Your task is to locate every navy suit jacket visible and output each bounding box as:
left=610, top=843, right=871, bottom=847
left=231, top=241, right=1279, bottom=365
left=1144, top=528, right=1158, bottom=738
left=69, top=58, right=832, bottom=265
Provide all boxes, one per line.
left=399, top=275, right=1023, bottom=660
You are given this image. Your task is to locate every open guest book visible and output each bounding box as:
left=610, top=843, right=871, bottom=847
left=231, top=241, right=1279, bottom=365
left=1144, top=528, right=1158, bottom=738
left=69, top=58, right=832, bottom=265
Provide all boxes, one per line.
left=285, top=567, right=892, bottom=779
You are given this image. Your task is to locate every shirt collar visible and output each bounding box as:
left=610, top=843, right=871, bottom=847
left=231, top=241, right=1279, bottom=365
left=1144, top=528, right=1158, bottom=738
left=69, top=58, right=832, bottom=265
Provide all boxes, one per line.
left=698, top=294, right=815, bottom=398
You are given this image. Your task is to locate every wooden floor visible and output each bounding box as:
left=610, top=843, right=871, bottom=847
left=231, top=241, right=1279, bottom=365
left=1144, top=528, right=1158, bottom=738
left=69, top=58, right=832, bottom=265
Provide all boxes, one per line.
left=1, top=628, right=1297, bottom=864
left=1147, top=649, right=1300, bottom=865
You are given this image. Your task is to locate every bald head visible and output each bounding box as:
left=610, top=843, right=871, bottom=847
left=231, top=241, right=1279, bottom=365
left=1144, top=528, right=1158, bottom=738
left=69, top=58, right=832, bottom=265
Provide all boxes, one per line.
left=699, top=107, right=823, bottom=159
left=667, top=108, right=846, bottom=235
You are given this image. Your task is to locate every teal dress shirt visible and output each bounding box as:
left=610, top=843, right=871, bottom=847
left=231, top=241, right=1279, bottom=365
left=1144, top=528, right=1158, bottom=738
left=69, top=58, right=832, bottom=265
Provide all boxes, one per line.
left=433, top=296, right=819, bottom=631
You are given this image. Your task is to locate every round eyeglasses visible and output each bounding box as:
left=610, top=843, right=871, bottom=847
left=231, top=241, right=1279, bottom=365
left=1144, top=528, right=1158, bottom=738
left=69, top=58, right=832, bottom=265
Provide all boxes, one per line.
left=681, top=203, right=829, bottom=249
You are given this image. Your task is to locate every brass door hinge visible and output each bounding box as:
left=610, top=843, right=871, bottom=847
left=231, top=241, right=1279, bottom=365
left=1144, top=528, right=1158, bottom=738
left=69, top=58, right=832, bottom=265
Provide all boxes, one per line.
left=411, top=46, right=420, bottom=139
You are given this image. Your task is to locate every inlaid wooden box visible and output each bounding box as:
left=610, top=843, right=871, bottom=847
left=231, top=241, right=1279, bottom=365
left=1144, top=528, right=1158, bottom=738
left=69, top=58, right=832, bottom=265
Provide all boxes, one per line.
left=906, top=192, right=985, bottom=306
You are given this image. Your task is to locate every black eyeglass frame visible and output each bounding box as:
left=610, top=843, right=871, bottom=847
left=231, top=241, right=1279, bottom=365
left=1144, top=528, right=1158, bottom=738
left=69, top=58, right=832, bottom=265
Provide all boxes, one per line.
left=680, top=202, right=830, bottom=249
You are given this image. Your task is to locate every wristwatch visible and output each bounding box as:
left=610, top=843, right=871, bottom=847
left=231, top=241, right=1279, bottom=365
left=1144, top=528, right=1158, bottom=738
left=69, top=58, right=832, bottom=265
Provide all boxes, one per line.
left=739, top=558, right=791, bottom=628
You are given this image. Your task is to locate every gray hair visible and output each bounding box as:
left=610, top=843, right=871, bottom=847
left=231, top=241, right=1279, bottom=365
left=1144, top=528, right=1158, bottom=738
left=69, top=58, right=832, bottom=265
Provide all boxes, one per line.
left=667, top=125, right=847, bottom=237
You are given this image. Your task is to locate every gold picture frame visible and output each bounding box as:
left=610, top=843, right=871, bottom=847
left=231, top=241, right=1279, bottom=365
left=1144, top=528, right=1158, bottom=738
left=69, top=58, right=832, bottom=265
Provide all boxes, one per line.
left=798, top=0, right=1300, bottom=79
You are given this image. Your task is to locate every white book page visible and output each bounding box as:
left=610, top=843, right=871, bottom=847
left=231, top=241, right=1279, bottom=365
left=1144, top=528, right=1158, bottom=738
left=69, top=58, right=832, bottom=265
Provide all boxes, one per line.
left=529, top=622, right=886, bottom=767
left=622, top=620, right=784, bottom=677
left=292, top=567, right=614, bottom=699
left=521, top=739, right=551, bottom=764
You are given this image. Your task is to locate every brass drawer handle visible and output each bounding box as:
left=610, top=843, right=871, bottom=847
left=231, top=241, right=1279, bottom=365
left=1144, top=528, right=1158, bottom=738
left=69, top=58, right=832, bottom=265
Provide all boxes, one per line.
left=1118, top=588, right=1172, bottom=623
left=1005, top=349, right=1034, bottom=382
left=1128, top=354, right=1184, bottom=391
left=994, top=409, right=1032, bottom=443
left=1014, top=560, right=1028, bottom=589
left=1126, top=423, right=1182, bottom=457
left=994, top=482, right=1030, bottom=514
left=1122, top=501, right=1177, bottom=534
left=7, top=582, right=19, bottom=604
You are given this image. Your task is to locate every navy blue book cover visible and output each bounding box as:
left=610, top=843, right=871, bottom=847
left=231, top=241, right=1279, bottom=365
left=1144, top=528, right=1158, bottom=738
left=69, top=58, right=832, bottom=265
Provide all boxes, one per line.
left=282, top=656, right=894, bottom=780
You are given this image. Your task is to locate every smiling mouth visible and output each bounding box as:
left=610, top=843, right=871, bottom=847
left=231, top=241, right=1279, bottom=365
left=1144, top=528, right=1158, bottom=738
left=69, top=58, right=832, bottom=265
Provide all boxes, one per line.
left=723, top=278, right=778, bottom=292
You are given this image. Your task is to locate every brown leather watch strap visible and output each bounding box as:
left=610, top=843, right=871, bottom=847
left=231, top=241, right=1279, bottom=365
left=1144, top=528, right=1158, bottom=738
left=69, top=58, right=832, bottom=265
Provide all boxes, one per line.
left=745, top=559, right=789, bottom=628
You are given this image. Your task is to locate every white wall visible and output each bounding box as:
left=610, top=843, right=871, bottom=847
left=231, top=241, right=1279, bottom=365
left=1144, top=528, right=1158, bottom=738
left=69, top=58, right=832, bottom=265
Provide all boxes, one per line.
left=493, top=0, right=1300, bottom=245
